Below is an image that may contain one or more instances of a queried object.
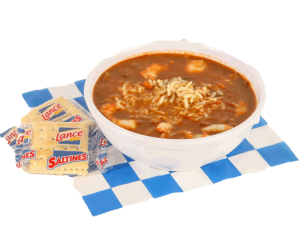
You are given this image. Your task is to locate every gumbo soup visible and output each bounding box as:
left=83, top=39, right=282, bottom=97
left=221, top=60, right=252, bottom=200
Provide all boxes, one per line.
left=93, top=53, right=257, bottom=139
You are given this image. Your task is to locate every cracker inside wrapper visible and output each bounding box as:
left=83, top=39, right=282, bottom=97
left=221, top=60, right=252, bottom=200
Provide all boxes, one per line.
left=22, top=122, right=91, bottom=176
left=1, top=96, right=109, bottom=176
left=21, top=96, right=95, bottom=126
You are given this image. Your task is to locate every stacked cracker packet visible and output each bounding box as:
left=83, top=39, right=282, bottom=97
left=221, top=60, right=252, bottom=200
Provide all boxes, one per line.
left=0, top=96, right=112, bottom=176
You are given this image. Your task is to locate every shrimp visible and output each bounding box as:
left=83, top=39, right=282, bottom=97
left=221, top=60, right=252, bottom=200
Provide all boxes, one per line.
left=186, top=60, right=207, bottom=73
left=202, top=124, right=233, bottom=133
left=99, top=103, right=118, bottom=123
left=167, top=116, right=182, bottom=126
left=116, top=120, right=138, bottom=131
left=184, top=131, right=193, bottom=139
left=202, top=133, right=209, bottom=137
left=99, top=103, right=116, bottom=117
left=140, top=64, right=167, bottom=80
left=192, top=134, right=202, bottom=138
left=187, top=132, right=210, bottom=139
left=235, top=101, right=247, bottom=116
left=156, top=122, right=173, bottom=133
left=143, top=80, right=152, bottom=89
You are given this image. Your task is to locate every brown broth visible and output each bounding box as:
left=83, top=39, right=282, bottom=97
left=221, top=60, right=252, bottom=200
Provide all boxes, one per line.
left=93, top=53, right=257, bottom=139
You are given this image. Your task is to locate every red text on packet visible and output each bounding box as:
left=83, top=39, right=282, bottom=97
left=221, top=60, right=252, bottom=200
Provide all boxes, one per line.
left=42, top=103, right=63, bottom=121
left=25, top=129, right=32, bottom=137
left=22, top=150, right=36, bottom=160
left=6, top=129, right=18, bottom=145
left=71, top=115, right=83, bottom=122
left=16, top=160, right=22, bottom=168
left=16, top=135, right=24, bottom=146
left=47, top=153, right=88, bottom=169
left=16, top=150, right=36, bottom=169
left=100, top=138, right=108, bottom=146
left=96, top=157, right=108, bottom=170
left=56, top=130, right=83, bottom=142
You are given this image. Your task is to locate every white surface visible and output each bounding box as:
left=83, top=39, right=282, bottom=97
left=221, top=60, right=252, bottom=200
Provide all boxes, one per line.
left=247, top=125, right=283, bottom=149
left=84, top=40, right=266, bottom=171
left=171, top=169, right=213, bottom=191
left=112, top=181, right=152, bottom=206
left=108, top=152, right=128, bottom=166
left=73, top=171, right=110, bottom=195
left=48, top=83, right=82, bottom=98
left=228, top=150, right=270, bottom=174
left=129, top=161, right=170, bottom=180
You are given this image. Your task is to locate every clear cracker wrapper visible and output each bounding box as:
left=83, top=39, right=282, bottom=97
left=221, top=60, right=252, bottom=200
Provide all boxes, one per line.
left=0, top=127, right=18, bottom=149
left=21, top=122, right=97, bottom=176
left=1, top=96, right=113, bottom=176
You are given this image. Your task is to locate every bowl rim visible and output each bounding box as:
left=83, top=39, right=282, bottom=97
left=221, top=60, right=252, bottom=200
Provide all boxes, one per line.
left=84, top=40, right=266, bottom=145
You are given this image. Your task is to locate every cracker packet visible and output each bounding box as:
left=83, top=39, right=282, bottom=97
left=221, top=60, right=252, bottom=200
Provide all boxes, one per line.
left=1, top=96, right=113, bottom=175
left=96, top=134, right=113, bottom=173
left=21, top=96, right=103, bottom=172
left=21, top=96, right=94, bottom=125
left=0, top=126, right=18, bottom=150
left=0, top=127, right=33, bottom=168
left=20, top=122, right=100, bottom=176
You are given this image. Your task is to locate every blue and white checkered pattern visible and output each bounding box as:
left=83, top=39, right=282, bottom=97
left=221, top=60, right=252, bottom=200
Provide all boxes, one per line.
left=22, top=80, right=299, bottom=216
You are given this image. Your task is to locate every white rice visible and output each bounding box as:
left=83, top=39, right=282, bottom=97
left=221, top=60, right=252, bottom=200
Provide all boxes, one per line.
left=184, top=98, right=189, bottom=109
left=221, top=101, right=226, bottom=110
left=177, top=87, right=190, bottom=92
left=211, top=92, right=217, bottom=98
left=167, top=84, right=171, bottom=96
left=158, top=95, right=165, bottom=106
left=184, top=93, right=194, bottom=98
left=217, top=90, right=223, bottom=96
left=170, top=94, right=176, bottom=103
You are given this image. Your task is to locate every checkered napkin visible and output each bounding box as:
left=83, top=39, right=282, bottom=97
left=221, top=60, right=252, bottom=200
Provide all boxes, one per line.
left=22, top=79, right=299, bottom=216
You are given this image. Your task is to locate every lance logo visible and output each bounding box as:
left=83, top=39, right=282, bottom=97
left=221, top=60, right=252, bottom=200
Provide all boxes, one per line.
left=38, top=103, right=66, bottom=121
left=63, top=115, right=83, bottom=123
left=24, top=127, right=32, bottom=145
left=47, top=150, right=88, bottom=170
left=15, top=127, right=33, bottom=149
left=0, top=127, right=18, bottom=146
left=100, top=137, right=108, bottom=146
left=100, top=137, right=112, bottom=147
left=96, top=157, right=109, bottom=170
left=16, top=128, right=25, bottom=149
left=56, top=127, right=83, bottom=145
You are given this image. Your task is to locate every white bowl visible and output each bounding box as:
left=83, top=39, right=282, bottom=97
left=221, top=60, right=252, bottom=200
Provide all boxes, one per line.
left=84, top=40, right=266, bottom=171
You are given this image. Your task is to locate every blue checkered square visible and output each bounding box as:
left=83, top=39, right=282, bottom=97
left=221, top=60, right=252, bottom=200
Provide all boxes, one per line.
left=75, top=79, right=86, bottom=95
left=74, top=96, right=89, bottom=112
left=102, top=163, right=140, bottom=188
left=226, top=139, right=255, bottom=157
left=252, top=116, right=267, bottom=129
left=257, top=142, right=298, bottom=167
left=83, top=189, right=122, bottom=216
left=142, top=174, right=183, bottom=198
left=123, top=154, right=135, bottom=162
left=22, top=89, right=53, bottom=107
left=201, top=159, right=242, bottom=183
